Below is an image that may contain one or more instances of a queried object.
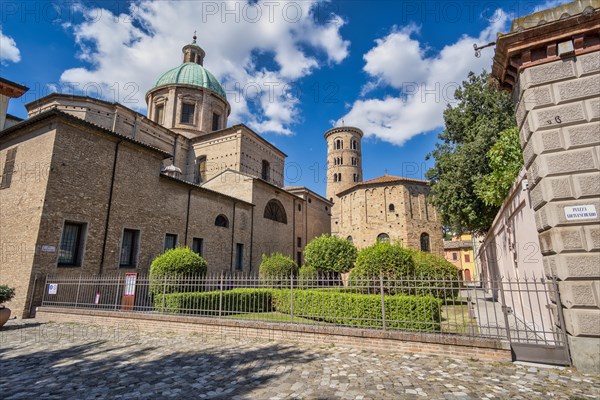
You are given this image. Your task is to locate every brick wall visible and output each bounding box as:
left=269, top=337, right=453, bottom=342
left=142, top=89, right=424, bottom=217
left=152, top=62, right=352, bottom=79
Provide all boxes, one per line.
left=35, top=307, right=512, bottom=362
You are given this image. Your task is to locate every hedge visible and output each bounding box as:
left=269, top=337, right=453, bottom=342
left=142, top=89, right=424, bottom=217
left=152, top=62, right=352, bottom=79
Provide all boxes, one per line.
left=272, top=289, right=441, bottom=331
left=154, top=289, right=274, bottom=314
left=154, top=288, right=442, bottom=331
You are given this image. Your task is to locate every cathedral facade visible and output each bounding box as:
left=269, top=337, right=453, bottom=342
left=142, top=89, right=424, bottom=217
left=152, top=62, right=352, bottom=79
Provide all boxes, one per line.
left=1, top=36, right=442, bottom=318
left=0, top=38, right=331, bottom=318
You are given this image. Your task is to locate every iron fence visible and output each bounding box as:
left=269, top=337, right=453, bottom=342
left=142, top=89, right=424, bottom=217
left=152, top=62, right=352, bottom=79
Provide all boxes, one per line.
left=41, top=272, right=566, bottom=346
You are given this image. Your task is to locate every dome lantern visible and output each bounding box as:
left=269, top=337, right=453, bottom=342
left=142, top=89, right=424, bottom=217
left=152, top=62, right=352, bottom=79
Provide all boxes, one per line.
left=182, top=31, right=206, bottom=65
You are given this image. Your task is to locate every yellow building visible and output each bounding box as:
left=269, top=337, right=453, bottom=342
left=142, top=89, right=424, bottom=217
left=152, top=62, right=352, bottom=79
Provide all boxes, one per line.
left=443, top=234, right=478, bottom=282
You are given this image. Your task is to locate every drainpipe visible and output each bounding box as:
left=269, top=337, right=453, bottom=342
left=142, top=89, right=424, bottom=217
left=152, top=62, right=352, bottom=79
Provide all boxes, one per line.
left=99, top=140, right=122, bottom=274
left=229, top=201, right=236, bottom=273
left=172, top=136, right=178, bottom=169
left=184, top=188, right=192, bottom=246
left=249, top=206, right=254, bottom=273
left=27, top=272, right=39, bottom=318
left=292, top=198, right=296, bottom=257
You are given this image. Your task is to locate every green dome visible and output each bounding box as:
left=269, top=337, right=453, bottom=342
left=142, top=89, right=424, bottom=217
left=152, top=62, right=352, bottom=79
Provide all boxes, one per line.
left=154, top=62, right=226, bottom=99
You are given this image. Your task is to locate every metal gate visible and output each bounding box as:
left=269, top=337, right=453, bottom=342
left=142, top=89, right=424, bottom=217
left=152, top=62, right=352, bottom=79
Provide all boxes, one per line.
left=488, top=276, right=572, bottom=366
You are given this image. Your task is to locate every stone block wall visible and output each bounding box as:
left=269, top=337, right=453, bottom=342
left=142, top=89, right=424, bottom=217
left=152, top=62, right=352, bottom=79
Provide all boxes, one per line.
left=514, top=51, right=600, bottom=370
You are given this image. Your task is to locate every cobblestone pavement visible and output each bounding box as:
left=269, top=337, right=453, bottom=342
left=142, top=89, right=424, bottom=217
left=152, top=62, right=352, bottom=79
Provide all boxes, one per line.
left=1, top=320, right=598, bottom=400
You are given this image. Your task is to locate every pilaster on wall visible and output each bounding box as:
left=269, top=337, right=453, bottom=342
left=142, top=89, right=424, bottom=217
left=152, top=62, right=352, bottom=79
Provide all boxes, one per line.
left=492, top=2, right=600, bottom=372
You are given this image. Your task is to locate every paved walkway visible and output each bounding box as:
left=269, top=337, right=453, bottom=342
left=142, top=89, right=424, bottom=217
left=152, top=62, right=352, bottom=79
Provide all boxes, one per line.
left=1, top=320, right=598, bottom=400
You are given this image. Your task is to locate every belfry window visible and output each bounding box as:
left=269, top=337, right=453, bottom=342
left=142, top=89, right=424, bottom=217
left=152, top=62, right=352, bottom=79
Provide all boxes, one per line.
left=335, top=139, right=343, bottom=150
left=264, top=199, right=287, bottom=224
left=181, top=103, right=195, bottom=124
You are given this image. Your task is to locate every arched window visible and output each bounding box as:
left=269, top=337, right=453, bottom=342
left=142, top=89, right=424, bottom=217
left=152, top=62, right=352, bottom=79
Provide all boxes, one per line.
left=352, top=140, right=358, bottom=150
left=335, top=139, right=343, bottom=150
left=215, top=214, right=229, bottom=228
left=377, top=233, right=390, bottom=243
left=338, top=173, right=342, bottom=182
left=420, top=233, right=430, bottom=252
left=389, top=203, right=395, bottom=212
left=264, top=199, right=287, bottom=224
left=333, top=174, right=338, bottom=182
left=346, top=236, right=353, bottom=243
left=340, top=157, right=343, bottom=165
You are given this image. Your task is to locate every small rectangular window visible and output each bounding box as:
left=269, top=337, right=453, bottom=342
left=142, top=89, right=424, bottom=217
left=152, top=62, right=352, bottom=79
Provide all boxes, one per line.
left=465, top=254, right=470, bottom=262
left=297, top=251, right=302, bottom=267
left=164, top=234, right=177, bottom=251
left=212, top=112, right=220, bottom=131
left=120, top=229, right=140, bottom=267
left=452, top=253, right=458, bottom=261
left=192, top=238, right=204, bottom=257
left=0, top=148, right=17, bottom=190
left=261, top=160, right=270, bottom=181
left=297, top=237, right=302, bottom=248
left=58, top=222, right=86, bottom=266
left=235, top=243, right=244, bottom=271
left=180, top=103, right=195, bottom=124
left=155, top=104, right=164, bottom=125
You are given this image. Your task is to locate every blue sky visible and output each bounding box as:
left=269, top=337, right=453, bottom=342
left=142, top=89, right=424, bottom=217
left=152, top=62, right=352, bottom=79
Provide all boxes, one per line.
left=0, top=0, right=568, bottom=196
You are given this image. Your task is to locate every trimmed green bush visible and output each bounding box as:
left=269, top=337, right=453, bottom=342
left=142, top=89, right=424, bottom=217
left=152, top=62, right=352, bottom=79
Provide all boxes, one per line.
left=350, top=242, right=460, bottom=298
left=149, top=247, right=207, bottom=295
left=0, top=285, right=16, bottom=305
left=259, top=253, right=298, bottom=282
left=298, top=265, right=319, bottom=287
left=154, top=289, right=274, bottom=314
left=351, top=241, right=414, bottom=279
left=304, top=234, right=357, bottom=273
left=410, top=249, right=461, bottom=298
left=273, top=289, right=441, bottom=331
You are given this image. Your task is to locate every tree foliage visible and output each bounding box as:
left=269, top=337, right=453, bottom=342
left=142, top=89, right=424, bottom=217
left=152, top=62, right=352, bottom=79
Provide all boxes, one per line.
left=474, top=127, right=523, bottom=206
left=426, top=71, right=517, bottom=234
left=303, top=234, right=357, bottom=273
left=259, top=252, right=298, bottom=280
left=149, top=247, right=207, bottom=295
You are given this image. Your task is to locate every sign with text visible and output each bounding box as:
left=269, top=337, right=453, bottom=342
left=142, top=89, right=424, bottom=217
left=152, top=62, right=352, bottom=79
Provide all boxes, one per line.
left=48, top=283, right=58, bottom=295
left=41, top=245, right=56, bottom=253
left=564, top=205, right=597, bottom=221
left=124, top=273, right=137, bottom=297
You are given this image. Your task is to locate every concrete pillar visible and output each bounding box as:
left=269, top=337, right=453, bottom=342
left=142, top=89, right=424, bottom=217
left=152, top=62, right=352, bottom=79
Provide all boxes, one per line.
left=492, top=1, right=600, bottom=372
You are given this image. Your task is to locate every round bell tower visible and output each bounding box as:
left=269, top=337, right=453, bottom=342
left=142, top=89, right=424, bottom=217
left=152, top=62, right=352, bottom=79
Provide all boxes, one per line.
left=325, top=126, right=363, bottom=203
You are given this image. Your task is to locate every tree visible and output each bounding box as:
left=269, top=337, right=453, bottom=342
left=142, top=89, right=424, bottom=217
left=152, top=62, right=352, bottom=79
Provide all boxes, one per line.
left=426, top=71, right=516, bottom=234
left=259, top=253, right=298, bottom=281
left=474, top=127, right=523, bottom=206
left=303, top=234, right=357, bottom=273
left=149, top=247, right=207, bottom=295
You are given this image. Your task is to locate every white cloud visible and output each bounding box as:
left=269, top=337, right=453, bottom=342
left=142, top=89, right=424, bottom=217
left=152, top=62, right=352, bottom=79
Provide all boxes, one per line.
left=59, top=0, right=349, bottom=135
left=0, top=29, right=21, bottom=64
left=338, top=10, right=511, bottom=146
